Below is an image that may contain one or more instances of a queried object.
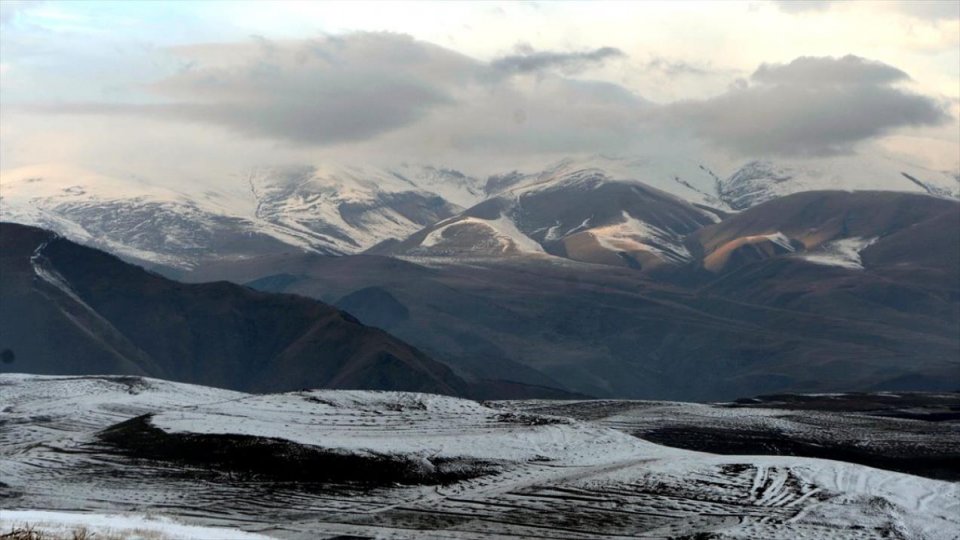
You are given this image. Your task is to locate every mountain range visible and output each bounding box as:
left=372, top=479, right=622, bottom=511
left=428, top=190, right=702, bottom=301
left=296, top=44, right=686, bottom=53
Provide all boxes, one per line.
left=0, top=222, right=589, bottom=399
left=186, top=189, right=958, bottom=400
left=1, top=152, right=958, bottom=400
left=2, top=153, right=956, bottom=271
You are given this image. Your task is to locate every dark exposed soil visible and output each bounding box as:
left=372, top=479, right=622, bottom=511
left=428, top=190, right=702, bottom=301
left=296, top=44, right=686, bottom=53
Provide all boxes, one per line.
left=726, top=391, right=960, bottom=415
left=640, top=425, right=960, bottom=481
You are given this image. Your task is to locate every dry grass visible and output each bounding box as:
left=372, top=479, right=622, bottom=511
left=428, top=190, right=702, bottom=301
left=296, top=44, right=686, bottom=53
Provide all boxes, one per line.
left=2, top=524, right=169, bottom=540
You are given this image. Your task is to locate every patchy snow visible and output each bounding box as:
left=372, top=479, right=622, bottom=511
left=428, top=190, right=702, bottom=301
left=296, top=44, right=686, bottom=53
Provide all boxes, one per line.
left=763, top=231, right=796, bottom=251
left=0, top=162, right=483, bottom=266
left=498, top=155, right=729, bottom=212
left=720, top=154, right=960, bottom=210
left=0, top=374, right=243, bottom=449
left=726, top=231, right=796, bottom=252
left=3, top=375, right=959, bottom=539
left=800, top=236, right=879, bottom=270
left=588, top=211, right=692, bottom=263
left=420, top=214, right=546, bottom=254
left=0, top=510, right=273, bottom=539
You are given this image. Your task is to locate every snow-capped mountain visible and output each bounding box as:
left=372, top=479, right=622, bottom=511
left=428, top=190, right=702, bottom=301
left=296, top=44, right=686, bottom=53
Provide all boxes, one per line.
left=484, top=153, right=958, bottom=213
left=376, top=159, right=720, bottom=271
left=719, top=154, right=960, bottom=210
left=483, top=155, right=729, bottom=209
left=1, top=153, right=956, bottom=270
left=244, top=163, right=482, bottom=254
left=0, top=164, right=289, bottom=269
left=0, top=163, right=485, bottom=269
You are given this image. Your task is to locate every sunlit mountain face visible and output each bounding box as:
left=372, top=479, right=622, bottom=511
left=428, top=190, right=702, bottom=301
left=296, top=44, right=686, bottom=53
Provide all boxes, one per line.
left=2, top=2, right=958, bottom=539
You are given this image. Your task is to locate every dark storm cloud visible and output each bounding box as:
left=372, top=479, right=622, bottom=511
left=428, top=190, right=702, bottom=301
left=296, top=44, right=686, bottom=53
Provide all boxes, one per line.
left=665, top=55, right=950, bottom=156
left=490, top=46, right=625, bottom=75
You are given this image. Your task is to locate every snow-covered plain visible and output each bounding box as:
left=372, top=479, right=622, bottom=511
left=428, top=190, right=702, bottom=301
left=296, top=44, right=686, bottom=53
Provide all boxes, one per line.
left=0, top=510, right=271, bottom=540
left=1, top=374, right=957, bottom=539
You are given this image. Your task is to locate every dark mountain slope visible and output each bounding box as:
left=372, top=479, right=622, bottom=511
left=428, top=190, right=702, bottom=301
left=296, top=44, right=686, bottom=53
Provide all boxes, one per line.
left=187, top=249, right=959, bottom=401
left=0, top=222, right=468, bottom=395
left=183, top=190, right=960, bottom=401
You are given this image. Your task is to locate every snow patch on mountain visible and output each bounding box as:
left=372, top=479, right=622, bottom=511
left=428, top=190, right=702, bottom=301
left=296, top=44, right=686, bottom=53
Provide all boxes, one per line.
left=3, top=153, right=955, bottom=269
left=589, top=211, right=692, bottom=264
left=1, top=163, right=484, bottom=267
left=421, top=214, right=546, bottom=254
left=245, top=164, right=472, bottom=253
left=497, top=155, right=727, bottom=212
left=720, top=155, right=960, bottom=210
left=799, top=236, right=878, bottom=270
left=763, top=232, right=797, bottom=252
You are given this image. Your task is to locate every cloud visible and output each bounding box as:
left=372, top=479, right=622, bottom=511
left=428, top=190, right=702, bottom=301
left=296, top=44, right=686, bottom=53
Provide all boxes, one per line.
left=0, top=1, right=44, bottom=26
left=13, top=34, right=949, bottom=165
left=896, top=0, right=960, bottom=21
left=751, top=55, right=909, bottom=86
left=490, top=46, right=625, bottom=76
left=37, top=33, right=476, bottom=145
left=769, top=0, right=833, bottom=14
left=665, top=55, right=950, bottom=156
left=770, top=0, right=959, bottom=20
left=639, top=57, right=731, bottom=78
left=31, top=35, right=639, bottom=153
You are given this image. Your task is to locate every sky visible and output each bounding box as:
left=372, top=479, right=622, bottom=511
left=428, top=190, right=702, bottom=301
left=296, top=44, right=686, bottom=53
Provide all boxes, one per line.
left=0, top=0, right=958, bottom=180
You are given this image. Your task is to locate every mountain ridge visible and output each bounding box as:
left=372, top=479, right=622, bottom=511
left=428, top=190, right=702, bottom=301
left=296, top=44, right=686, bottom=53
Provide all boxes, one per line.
left=0, top=222, right=469, bottom=395
left=2, top=153, right=955, bottom=271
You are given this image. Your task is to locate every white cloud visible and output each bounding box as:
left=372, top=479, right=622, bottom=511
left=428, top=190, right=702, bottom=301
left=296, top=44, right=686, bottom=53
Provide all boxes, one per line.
left=1, top=2, right=957, bottom=175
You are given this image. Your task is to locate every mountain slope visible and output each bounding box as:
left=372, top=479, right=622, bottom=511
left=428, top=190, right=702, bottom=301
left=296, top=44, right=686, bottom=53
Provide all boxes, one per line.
left=0, top=222, right=469, bottom=395
left=0, top=163, right=486, bottom=269
left=483, top=153, right=958, bottom=213
left=692, top=190, right=960, bottom=278
left=187, top=246, right=959, bottom=400
left=244, top=163, right=481, bottom=254
left=188, top=189, right=960, bottom=400
left=375, top=160, right=719, bottom=272
left=3, top=154, right=955, bottom=272
left=719, top=155, right=959, bottom=210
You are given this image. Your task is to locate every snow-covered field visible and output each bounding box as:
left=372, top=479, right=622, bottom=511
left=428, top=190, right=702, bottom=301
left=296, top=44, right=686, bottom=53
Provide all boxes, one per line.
left=1, top=374, right=957, bottom=539
left=0, top=510, right=271, bottom=540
